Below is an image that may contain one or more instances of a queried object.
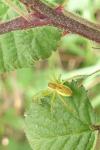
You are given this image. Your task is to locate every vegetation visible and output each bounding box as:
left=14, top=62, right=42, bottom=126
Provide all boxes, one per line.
left=0, top=0, right=100, bottom=150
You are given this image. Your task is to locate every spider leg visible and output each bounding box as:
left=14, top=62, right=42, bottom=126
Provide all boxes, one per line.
left=58, top=95, right=75, bottom=113
left=42, top=90, right=52, bottom=97
left=58, top=95, right=68, bottom=107
left=50, top=92, right=56, bottom=112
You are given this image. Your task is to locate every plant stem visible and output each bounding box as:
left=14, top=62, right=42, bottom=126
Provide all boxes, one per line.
left=92, top=125, right=100, bottom=131
left=0, top=13, right=52, bottom=34
left=29, top=0, right=100, bottom=43
left=0, top=0, right=100, bottom=43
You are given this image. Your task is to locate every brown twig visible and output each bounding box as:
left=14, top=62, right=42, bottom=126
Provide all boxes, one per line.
left=0, top=13, right=52, bottom=34
left=28, top=0, right=100, bottom=43
left=0, top=0, right=100, bottom=43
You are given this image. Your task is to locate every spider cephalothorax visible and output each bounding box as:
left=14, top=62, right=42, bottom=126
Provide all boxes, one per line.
left=48, top=82, right=72, bottom=97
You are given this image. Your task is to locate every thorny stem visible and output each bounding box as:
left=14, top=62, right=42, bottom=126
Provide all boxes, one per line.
left=28, top=0, right=100, bottom=43
left=0, top=13, right=52, bottom=34
left=0, top=0, right=100, bottom=43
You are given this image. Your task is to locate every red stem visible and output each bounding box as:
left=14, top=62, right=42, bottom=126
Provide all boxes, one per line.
left=0, top=0, right=100, bottom=43
left=0, top=13, right=52, bottom=34
left=30, top=0, right=100, bottom=43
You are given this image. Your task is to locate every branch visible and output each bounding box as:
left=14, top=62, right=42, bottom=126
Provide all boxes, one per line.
left=0, top=13, right=52, bottom=34
left=0, top=0, right=100, bottom=43
left=20, top=0, right=100, bottom=43
left=92, top=125, right=100, bottom=131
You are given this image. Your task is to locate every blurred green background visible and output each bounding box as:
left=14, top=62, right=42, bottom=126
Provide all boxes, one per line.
left=0, top=0, right=100, bottom=150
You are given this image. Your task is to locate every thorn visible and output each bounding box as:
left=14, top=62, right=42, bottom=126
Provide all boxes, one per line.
left=55, top=5, right=64, bottom=15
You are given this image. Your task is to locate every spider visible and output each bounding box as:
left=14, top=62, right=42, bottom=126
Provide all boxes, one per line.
left=48, top=81, right=72, bottom=97
left=40, top=75, right=73, bottom=112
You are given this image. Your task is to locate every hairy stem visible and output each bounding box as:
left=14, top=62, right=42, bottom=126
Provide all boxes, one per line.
left=0, top=0, right=100, bottom=43
left=0, top=13, right=52, bottom=34
left=29, top=0, right=100, bottom=43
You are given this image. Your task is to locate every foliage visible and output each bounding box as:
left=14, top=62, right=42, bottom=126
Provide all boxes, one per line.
left=0, top=0, right=100, bottom=150
left=0, top=0, right=61, bottom=72
left=25, top=81, right=98, bottom=150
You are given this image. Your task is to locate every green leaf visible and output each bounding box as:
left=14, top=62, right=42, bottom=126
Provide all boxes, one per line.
left=0, top=26, right=61, bottom=72
left=25, top=81, right=98, bottom=150
left=0, top=2, right=61, bottom=72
